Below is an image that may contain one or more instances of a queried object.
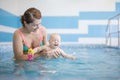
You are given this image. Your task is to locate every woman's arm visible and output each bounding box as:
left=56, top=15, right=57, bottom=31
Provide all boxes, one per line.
left=13, top=30, right=42, bottom=60
left=13, top=30, right=28, bottom=60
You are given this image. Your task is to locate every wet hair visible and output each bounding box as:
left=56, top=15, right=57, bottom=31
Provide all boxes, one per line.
left=21, top=7, right=41, bottom=26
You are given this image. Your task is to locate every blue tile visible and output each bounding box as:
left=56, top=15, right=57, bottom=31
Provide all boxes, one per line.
left=42, top=16, right=78, bottom=28
left=0, top=32, right=13, bottom=42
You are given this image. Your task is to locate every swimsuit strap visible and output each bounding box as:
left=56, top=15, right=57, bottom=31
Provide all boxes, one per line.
left=38, top=27, right=43, bottom=46
left=17, top=29, right=30, bottom=48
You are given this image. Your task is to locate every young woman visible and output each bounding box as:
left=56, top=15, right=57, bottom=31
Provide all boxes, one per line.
left=13, top=7, right=60, bottom=60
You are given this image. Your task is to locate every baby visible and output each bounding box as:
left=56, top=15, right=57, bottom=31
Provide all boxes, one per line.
left=40, top=33, right=76, bottom=60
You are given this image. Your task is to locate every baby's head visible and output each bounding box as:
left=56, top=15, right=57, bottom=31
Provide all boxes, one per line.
left=49, top=33, right=61, bottom=48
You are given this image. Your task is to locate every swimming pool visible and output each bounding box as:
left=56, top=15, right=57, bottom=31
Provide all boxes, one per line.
left=0, top=43, right=120, bottom=80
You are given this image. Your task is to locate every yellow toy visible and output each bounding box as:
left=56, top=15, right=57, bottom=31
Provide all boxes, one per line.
left=28, top=48, right=34, bottom=61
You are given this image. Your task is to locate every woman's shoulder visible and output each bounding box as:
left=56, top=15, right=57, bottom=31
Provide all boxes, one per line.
left=13, top=28, right=22, bottom=37
left=39, top=25, right=47, bottom=33
left=13, top=29, right=19, bottom=34
left=39, top=25, right=46, bottom=31
left=14, top=29, right=19, bottom=35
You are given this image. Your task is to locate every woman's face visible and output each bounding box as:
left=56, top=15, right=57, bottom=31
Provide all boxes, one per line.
left=26, top=19, right=41, bottom=32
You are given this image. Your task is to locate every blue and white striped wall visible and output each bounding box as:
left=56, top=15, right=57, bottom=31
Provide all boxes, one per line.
left=0, top=0, right=120, bottom=45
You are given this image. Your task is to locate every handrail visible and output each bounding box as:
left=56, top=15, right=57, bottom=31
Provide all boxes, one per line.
left=106, top=13, right=120, bottom=32
left=106, top=13, right=120, bottom=47
left=117, top=15, right=120, bottom=47
left=105, top=20, right=110, bottom=32
left=109, top=13, right=120, bottom=20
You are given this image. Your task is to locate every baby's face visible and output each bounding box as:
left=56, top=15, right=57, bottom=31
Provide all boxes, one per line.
left=49, top=35, right=61, bottom=48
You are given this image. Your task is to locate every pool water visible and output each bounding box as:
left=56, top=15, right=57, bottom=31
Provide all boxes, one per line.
left=0, top=44, right=120, bottom=80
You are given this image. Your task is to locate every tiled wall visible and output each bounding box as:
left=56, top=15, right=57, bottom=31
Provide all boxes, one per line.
left=0, top=1, right=120, bottom=44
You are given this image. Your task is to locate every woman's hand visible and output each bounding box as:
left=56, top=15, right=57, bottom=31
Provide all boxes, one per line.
left=50, top=48, right=61, bottom=58
left=33, top=45, right=46, bottom=53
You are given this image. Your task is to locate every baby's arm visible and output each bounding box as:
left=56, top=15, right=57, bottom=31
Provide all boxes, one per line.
left=60, top=49, right=76, bottom=60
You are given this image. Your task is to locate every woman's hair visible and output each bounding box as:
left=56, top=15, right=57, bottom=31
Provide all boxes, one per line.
left=21, top=7, right=41, bottom=26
